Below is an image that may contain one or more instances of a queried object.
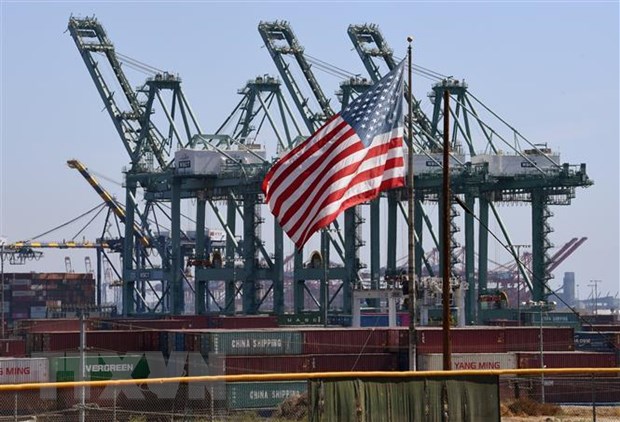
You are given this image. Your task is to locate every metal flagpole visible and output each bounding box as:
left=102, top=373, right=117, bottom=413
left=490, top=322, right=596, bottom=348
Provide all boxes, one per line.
left=407, top=36, right=417, bottom=371
left=442, top=88, right=453, bottom=370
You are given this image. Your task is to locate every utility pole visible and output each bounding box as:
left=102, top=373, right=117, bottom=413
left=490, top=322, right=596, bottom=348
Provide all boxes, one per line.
left=79, top=311, right=86, bottom=422
left=441, top=86, right=452, bottom=371
left=588, top=280, right=601, bottom=315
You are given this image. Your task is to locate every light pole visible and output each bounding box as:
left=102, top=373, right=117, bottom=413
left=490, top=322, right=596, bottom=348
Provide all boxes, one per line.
left=539, top=301, right=545, bottom=403
left=588, top=280, right=601, bottom=315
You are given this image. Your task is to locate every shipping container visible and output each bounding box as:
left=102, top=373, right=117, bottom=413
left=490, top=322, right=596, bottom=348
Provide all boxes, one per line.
left=209, top=330, right=303, bottom=355
left=582, top=324, right=620, bottom=332
left=222, top=353, right=398, bottom=375
left=209, top=315, right=279, bottom=329
left=0, top=357, right=48, bottom=384
left=25, top=330, right=161, bottom=354
left=417, top=327, right=507, bottom=353
left=574, top=331, right=620, bottom=352
left=15, top=318, right=97, bottom=334
left=277, top=312, right=322, bottom=326
left=49, top=354, right=149, bottom=381
left=521, top=311, right=580, bottom=328
left=517, top=351, right=617, bottom=369
left=418, top=353, right=517, bottom=371
left=302, top=328, right=389, bottom=354
left=505, top=327, right=574, bottom=351
left=227, top=381, right=307, bottom=409
left=0, top=339, right=26, bottom=357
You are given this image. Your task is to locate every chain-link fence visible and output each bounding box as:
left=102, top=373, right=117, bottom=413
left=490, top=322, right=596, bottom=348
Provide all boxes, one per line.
left=0, top=367, right=618, bottom=421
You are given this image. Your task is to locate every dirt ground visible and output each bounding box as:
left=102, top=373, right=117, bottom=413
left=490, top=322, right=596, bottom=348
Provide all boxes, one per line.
left=502, top=405, right=620, bottom=421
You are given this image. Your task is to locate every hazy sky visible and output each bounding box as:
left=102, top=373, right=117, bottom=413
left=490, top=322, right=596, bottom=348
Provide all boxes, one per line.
left=1, top=1, right=618, bottom=298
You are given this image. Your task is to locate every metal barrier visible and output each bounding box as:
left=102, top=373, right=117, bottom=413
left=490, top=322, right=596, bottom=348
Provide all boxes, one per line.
left=0, top=368, right=617, bottom=421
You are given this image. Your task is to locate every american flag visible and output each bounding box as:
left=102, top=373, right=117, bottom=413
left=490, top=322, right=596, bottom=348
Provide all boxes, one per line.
left=262, top=60, right=406, bottom=249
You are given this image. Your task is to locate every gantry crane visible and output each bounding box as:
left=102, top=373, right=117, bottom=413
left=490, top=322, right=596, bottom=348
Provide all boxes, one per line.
left=348, top=23, right=593, bottom=324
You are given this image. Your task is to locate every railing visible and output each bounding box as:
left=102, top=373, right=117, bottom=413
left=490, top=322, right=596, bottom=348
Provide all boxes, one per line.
left=0, top=368, right=617, bottom=421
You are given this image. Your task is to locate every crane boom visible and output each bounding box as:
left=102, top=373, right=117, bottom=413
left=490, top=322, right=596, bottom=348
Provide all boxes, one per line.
left=67, top=159, right=150, bottom=246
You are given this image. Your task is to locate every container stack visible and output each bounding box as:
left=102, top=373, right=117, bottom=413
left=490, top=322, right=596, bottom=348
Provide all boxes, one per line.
left=3, top=272, right=95, bottom=323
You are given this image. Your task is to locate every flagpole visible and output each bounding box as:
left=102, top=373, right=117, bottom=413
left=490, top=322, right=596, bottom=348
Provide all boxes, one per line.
left=442, top=88, right=453, bottom=370
left=407, top=36, right=417, bottom=371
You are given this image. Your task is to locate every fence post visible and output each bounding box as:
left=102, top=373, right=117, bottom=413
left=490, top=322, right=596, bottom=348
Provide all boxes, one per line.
left=591, top=373, right=597, bottom=422
left=113, top=385, right=117, bottom=422
left=13, top=392, right=17, bottom=422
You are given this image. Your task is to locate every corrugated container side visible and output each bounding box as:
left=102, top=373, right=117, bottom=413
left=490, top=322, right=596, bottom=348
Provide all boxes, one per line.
left=505, top=327, right=574, bottom=352
left=302, top=328, right=389, bottom=354
left=49, top=355, right=148, bottom=381
left=418, top=353, right=517, bottom=371
left=416, top=327, right=506, bottom=353
left=210, top=316, right=279, bottom=329
left=0, top=357, right=48, bottom=383
left=0, top=339, right=26, bottom=357
left=223, top=353, right=397, bottom=375
left=574, top=331, right=620, bottom=352
left=227, top=381, right=307, bottom=409
left=582, top=324, right=620, bottom=332
left=517, top=351, right=617, bottom=369
left=211, top=330, right=303, bottom=355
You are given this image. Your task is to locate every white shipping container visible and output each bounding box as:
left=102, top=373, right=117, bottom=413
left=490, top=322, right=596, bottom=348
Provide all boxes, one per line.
left=175, top=149, right=224, bottom=176
left=0, top=358, right=49, bottom=384
left=403, top=150, right=466, bottom=175
left=418, top=353, right=517, bottom=371
left=472, top=153, right=560, bottom=176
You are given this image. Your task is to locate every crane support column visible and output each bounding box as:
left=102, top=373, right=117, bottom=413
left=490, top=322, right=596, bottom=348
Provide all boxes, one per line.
left=242, top=196, right=258, bottom=314
left=122, top=179, right=137, bottom=316
left=273, top=224, right=284, bottom=314
left=344, top=207, right=359, bottom=314
left=225, top=197, right=237, bottom=315
left=294, top=247, right=305, bottom=313
left=171, top=177, right=184, bottom=315
left=464, top=193, right=476, bottom=324
left=478, top=195, right=490, bottom=299
left=531, top=189, right=551, bottom=301
left=415, top=196, right=424, bottom=280
left=370, top=199, right=380, bottom=307
left=195, top=196, right=207, bottom=314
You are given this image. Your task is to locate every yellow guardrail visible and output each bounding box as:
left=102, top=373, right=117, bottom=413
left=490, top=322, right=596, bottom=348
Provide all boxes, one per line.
left=0, top=367, right=617, bottom=392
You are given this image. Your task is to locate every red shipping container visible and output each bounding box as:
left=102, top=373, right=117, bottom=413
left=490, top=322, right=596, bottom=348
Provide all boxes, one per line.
left=15, top=318, right=96, bottom=334
left=0, top=339, right=26, bottom=357
left=505, top=327, right=574, bottom=352
left=517, top=351, right=617, bottom=369
left=416, top=327, right=506, bottom=353
left=222, top=353, right=398, bottom=375
left=302, top=328, right=389, bottom=354
left=210, top=316, right=278, bottom=329
left=583, top=324, right=620, bottom=332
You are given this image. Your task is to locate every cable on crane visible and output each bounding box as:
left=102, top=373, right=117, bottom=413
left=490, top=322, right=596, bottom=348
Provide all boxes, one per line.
left=116, top=51, right=166, bottom=75
left=24, top=203, right=108, bottom=242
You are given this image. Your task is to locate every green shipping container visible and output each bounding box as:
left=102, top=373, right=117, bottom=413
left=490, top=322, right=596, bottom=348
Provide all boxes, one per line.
left=49, top=354, right=149, bottom=382
left=210, top=331, right=302, bottom=355
left=227, top=381, right=307, bottom=409
left=524, top=312, right=580, bottom=328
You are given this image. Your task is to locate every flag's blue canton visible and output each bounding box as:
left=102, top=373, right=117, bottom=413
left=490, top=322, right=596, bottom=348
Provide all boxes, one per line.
left=340, top=61, right=405, bottom=148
